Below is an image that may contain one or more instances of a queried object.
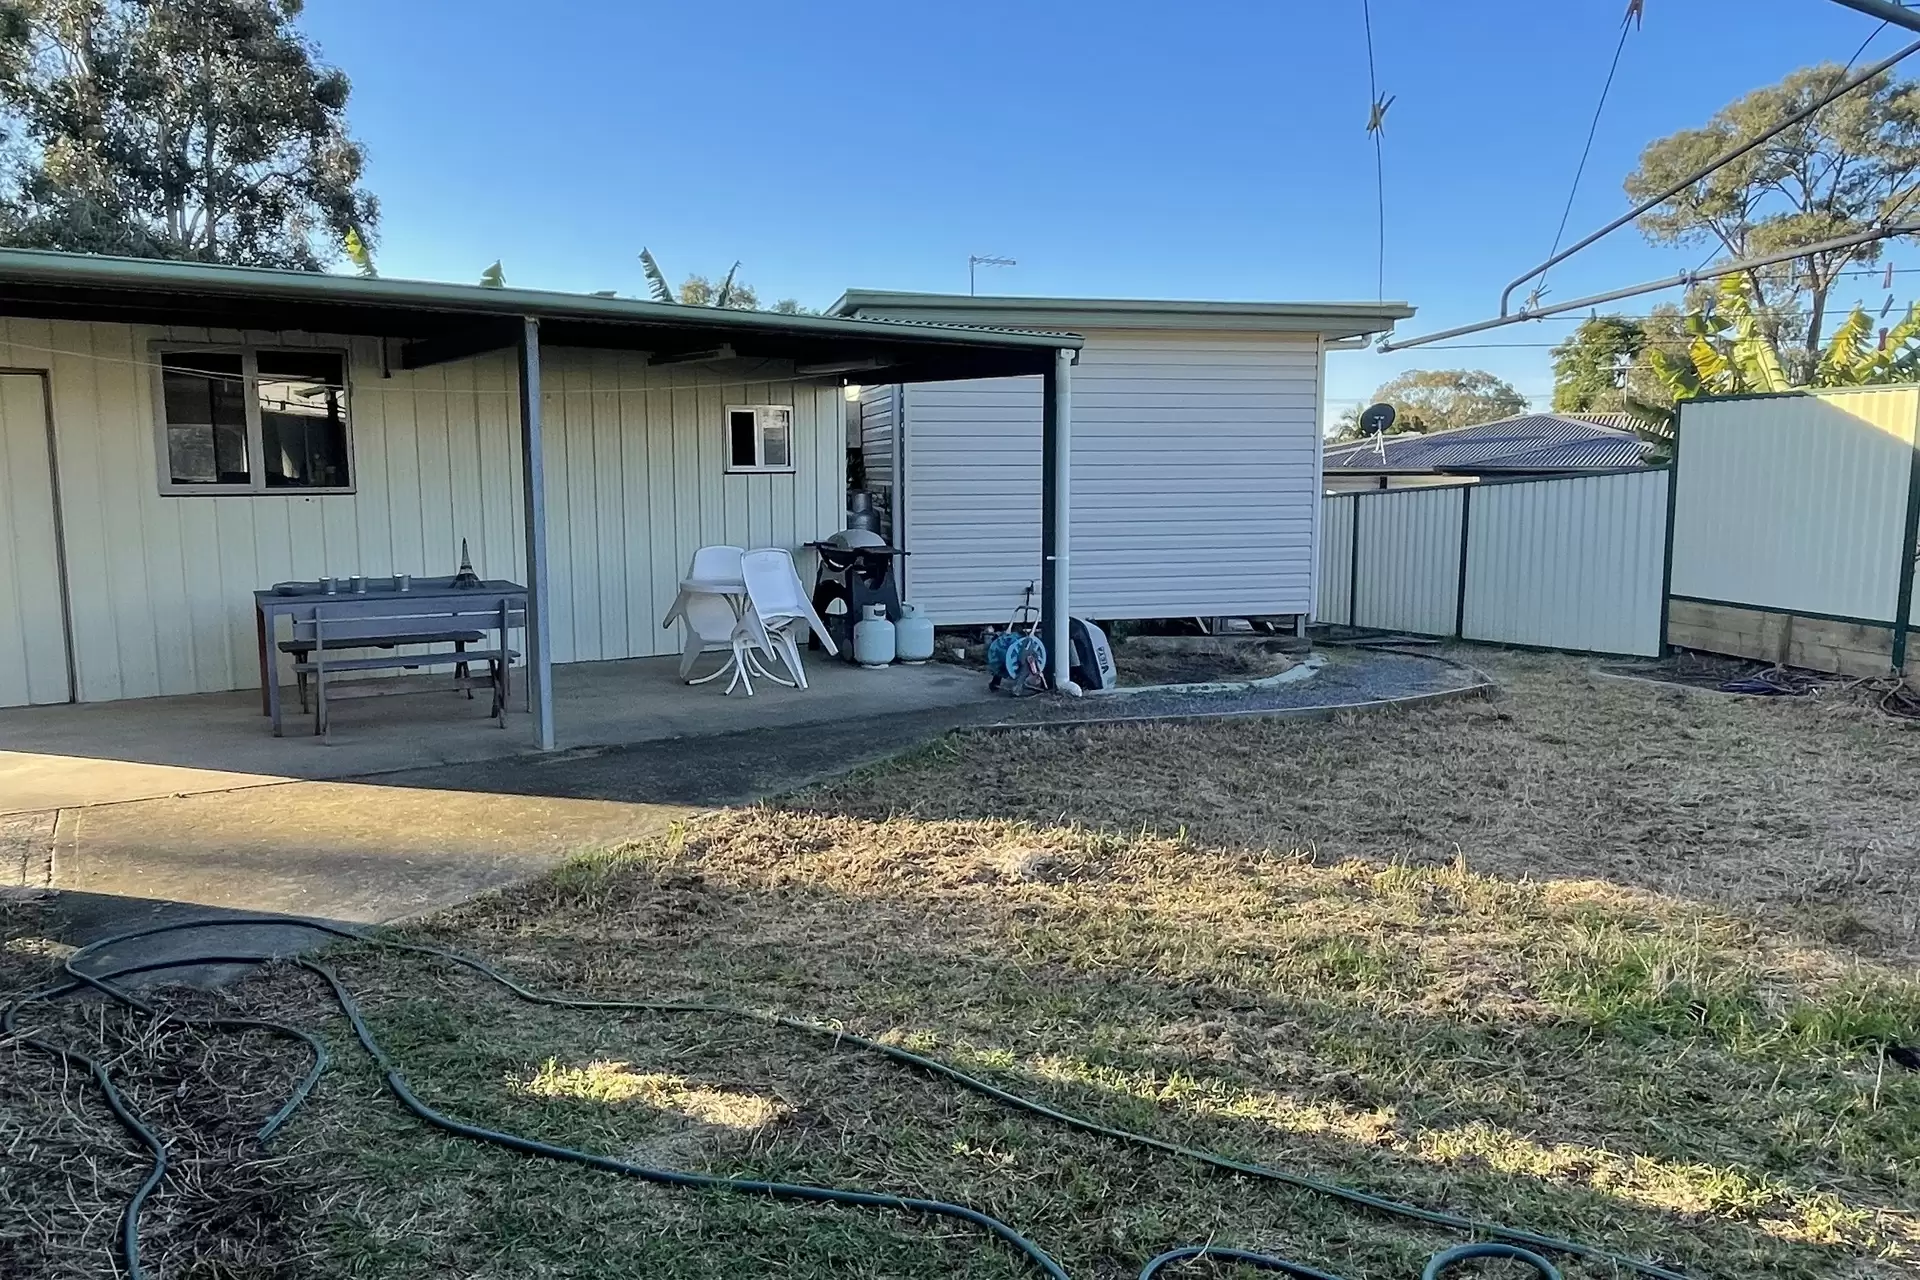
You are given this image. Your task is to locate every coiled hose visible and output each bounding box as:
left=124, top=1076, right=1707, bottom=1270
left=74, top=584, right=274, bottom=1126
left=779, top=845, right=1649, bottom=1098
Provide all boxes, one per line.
left=5, top=916, right=1690, bottom=1280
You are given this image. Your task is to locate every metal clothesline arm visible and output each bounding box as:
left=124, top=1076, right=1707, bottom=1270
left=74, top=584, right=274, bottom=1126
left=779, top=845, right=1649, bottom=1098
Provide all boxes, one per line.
left=1829, top=0, right=1920, bottom=35
left=1382, top=221, right=1920, bottom=352
left=1497, top=36, right=1920, bottom=319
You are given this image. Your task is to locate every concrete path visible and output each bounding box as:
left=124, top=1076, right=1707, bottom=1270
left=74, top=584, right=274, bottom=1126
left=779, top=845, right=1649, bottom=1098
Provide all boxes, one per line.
left=0, top=654, right=992, bottom=814
left=0, top=647, right=1476, bottom=980
left=0, top=700, right=1000, bottom=975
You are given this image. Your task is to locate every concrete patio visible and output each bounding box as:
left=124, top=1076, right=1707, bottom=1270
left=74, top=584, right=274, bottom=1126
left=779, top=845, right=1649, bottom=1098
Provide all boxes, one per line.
left=0, top=654, right=995, bottom=814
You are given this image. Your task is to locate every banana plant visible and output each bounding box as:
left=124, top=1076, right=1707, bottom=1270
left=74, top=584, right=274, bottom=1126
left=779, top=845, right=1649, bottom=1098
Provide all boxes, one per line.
left=638, top=248, right=673, bottom=303
left=343, top=227, right=376, bottom=279
left=1651, top=275, right=1920, bottom=402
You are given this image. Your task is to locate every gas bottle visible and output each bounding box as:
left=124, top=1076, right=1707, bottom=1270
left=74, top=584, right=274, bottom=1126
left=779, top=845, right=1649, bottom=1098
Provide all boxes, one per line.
left=853, top=603, right=896, bottom=667
left=894, top=603, right=935, bottom=663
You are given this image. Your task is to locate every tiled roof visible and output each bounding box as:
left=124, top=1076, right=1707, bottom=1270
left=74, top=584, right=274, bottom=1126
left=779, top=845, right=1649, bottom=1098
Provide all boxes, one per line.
left=1324, top=413, right=1655, bottom=473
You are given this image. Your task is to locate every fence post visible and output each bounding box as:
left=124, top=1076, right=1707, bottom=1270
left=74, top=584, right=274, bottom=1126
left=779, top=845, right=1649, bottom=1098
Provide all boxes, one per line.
left=1347, top=493, right=1361, bottom=627
left=1453, top=486, right=1473, bottom=639
left=1890, top=427, right=1920, bottom=673
left=1657, top=416, right=1682, bottom=654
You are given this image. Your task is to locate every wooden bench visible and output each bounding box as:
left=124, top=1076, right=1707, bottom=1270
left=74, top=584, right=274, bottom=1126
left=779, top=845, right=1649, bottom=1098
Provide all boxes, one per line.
left=279, top=629, right=488, bottom=713
left=285, top=601, right=522, bottom=739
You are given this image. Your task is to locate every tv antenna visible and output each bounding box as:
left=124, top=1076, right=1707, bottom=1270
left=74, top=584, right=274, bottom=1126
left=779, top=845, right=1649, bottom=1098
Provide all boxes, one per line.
left=969, top=255, right=1016, bottom=295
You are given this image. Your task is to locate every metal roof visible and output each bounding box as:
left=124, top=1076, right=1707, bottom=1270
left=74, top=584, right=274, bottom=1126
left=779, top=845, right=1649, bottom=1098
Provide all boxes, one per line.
left=0, top=248, right=1081, bottom=385
left=1324, top=413, right=1654, bottom=473
left=830, top=290, right=1415, bottom=340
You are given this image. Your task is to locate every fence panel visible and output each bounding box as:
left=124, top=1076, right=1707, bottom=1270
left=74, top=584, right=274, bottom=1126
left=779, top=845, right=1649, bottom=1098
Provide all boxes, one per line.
left=1671, top=388, right=1919, bottom=624
left=1314, top=493, right=1355, bottom=625
left=1462, top=470, right=1668, bottom=656
left=1353, top=486, right=1464, bottom=634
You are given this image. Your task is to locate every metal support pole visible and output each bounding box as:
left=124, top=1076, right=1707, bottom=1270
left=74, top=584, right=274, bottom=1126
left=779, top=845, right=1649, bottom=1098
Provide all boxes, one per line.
left=1040, top=347, right=1076, bottom=692
left=1829, top=0, right=1920, bottom=35
left=517, top=317, right=555, bottom=749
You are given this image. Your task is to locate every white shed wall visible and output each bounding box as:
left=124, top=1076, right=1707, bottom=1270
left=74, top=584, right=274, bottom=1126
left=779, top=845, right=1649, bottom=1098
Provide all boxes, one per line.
left=0, top=318, right=842, bottom=703
left=894, top=328, right=1325, bottom=625
left=1671, top=388, right=1919, bottom=623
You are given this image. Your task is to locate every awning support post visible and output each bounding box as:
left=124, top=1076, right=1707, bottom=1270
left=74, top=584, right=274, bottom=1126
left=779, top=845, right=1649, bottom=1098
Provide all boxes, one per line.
left=517, top=317, right=555, bottom=749
left=1040, top=346, right=1076, bottom=693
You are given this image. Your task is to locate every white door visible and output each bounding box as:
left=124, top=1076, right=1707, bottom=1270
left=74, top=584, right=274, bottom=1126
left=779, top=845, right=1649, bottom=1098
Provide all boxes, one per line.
left=0, top=373, right=72, bottom=706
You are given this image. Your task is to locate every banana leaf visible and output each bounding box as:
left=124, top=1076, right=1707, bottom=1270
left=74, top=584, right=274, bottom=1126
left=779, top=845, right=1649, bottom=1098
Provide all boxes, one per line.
left=638, top=249, right=674, bottom=303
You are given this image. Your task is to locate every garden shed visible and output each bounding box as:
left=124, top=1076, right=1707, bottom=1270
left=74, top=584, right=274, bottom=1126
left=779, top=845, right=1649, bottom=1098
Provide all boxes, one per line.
left=831, top=291, right=1411, bottom=627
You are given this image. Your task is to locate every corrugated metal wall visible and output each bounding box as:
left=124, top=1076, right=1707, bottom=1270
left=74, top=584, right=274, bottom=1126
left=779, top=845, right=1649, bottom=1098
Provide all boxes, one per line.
left=1462, top=470, right=1667, bottom=655
left=0, top=372, right=67, bottom=706
left=0, top=319, right=843, bottom=702
left=1353, top=486, right=1463, bottom=634
left=1314, top=492, right=1355, bottom=625
left=1315, top=469, right=1668, bottom=656
left=1671, top=388, right=1919, bottom=623
left=856, top=384, right=897, bottom=534
left=537, top=349, right=844, bottom=669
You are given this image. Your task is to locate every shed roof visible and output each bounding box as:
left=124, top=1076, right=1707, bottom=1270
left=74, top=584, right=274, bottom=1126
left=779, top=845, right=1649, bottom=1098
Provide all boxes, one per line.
left=1323, top=413, right=1654, bottom=473
left=0, top=249, right=1080, bottom=384
left=830, top=290, right=1414, bottom=340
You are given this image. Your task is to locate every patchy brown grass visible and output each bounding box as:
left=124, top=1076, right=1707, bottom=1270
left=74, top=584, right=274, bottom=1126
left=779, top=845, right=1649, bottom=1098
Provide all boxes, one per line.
left=6, top=650, right=1918, bottom=1279
left=0, top=925, right=330, bottom=1279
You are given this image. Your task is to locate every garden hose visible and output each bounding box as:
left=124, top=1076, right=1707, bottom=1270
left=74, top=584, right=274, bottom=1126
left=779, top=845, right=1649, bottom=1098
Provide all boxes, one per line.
left=4, top=916, right=1687, bottom=1280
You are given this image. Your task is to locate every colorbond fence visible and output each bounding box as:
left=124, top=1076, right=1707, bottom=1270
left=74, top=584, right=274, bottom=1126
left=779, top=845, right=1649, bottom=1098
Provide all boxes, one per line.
left=1666, top=386, right=1920, bottom=677
left=1314, top=469, right=1670, bottom=657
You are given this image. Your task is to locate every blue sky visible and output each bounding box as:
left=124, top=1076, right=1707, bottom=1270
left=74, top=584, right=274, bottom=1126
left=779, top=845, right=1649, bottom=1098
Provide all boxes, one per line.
left=300, top=0, right=1914, bottom=417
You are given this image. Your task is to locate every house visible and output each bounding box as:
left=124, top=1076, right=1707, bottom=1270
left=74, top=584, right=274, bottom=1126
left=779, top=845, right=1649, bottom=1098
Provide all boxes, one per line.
left=829, top=291, right=1413, bottom=628
left=1322, top=412, right=1656, bottom=492
left=0, top=249, right=1081, bottom=745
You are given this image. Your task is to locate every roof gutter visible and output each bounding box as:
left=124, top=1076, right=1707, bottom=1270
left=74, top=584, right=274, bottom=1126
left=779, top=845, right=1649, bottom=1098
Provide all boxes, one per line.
left=830, top=290, right=1413, bottom=340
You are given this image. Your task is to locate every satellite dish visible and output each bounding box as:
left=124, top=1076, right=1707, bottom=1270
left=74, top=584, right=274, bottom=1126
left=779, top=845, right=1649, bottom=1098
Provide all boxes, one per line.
left=1359, top=402, right=1397, bottom=436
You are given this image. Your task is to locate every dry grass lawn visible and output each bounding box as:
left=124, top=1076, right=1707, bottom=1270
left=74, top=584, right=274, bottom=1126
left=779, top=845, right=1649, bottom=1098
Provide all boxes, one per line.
left=4, top=650, right=1919, bottom=1280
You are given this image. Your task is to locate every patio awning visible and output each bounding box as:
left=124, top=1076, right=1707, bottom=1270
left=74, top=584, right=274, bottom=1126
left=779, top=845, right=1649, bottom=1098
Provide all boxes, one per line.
left=0, top=248, right=1082, bottom=384
left=0, top=249, right=1085, bottom=754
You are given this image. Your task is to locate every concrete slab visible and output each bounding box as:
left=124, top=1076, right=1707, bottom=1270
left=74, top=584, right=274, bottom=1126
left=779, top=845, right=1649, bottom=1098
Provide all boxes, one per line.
left=0, top=654, right=993, bottom=814
left=51, top=781, right=686, bottom=923
left=13, top=697, right=1005, bottom=987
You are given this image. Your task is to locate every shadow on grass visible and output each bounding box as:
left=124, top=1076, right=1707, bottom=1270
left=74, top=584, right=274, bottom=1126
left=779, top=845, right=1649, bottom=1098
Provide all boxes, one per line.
left=296, top=820, right=1920, bottom=1280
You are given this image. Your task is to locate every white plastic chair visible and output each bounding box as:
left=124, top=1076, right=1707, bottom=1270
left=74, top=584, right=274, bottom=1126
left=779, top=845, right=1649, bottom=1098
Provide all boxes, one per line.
left=740, top=547, right=838, bottom=689
left=662, top=545, right=755, bottom=693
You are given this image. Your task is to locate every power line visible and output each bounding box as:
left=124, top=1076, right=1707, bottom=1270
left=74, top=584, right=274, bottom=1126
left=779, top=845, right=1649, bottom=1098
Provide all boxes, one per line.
left=1535, top=9, right=1636, bottom=307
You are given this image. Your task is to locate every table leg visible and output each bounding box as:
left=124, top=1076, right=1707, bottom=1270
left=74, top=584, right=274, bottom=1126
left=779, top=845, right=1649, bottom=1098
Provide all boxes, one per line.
left=256, top=605, right=271, bottom=715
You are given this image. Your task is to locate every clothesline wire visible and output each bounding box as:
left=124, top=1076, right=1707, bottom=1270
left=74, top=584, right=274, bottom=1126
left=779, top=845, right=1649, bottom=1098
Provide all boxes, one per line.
left=1536, top=14, right=1635, bottom=302
left=1363, top=0, right=1386, bottom=301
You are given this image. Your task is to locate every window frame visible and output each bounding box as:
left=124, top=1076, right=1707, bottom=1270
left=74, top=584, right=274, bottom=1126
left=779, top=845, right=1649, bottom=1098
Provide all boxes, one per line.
left=722, top=403, right=796, bottom=475
left=150, top=341, right=355, bottom=496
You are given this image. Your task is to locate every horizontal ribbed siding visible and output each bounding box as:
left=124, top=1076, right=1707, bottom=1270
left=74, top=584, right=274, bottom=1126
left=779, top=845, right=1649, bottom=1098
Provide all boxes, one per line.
left=895, top=328, right=1323, bottom=625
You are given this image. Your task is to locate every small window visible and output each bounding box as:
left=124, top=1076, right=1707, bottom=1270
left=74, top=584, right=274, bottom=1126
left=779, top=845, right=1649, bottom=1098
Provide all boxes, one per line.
left=155, top=346, right=351, bottom=494
left=725, top=404, right=794, bottom=473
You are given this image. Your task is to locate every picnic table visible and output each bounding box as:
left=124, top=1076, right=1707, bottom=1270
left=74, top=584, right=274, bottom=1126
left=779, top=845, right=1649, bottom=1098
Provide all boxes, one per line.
left=253, top=577, right=528, bottom=736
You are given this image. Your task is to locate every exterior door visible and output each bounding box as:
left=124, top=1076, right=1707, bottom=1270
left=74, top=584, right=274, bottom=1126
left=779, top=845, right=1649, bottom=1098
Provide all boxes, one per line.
left=0, top=373, right=72, bottom=706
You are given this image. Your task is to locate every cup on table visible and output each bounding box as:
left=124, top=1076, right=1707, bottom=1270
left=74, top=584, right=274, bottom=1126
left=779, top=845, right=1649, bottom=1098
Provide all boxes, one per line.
left=394, top=573, right=412, bottom=592
left=320, top=576, right=337, bottom=595
left=350, top=575, right=366, bottom=595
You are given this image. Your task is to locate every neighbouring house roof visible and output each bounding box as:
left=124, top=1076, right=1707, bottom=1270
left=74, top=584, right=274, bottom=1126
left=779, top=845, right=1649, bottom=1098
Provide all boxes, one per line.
left=1323, top=412, right=1655, bottom=474
left=830, top=290, right=1415, bottom=341
left=0, top=248, right=1081, bottom=385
